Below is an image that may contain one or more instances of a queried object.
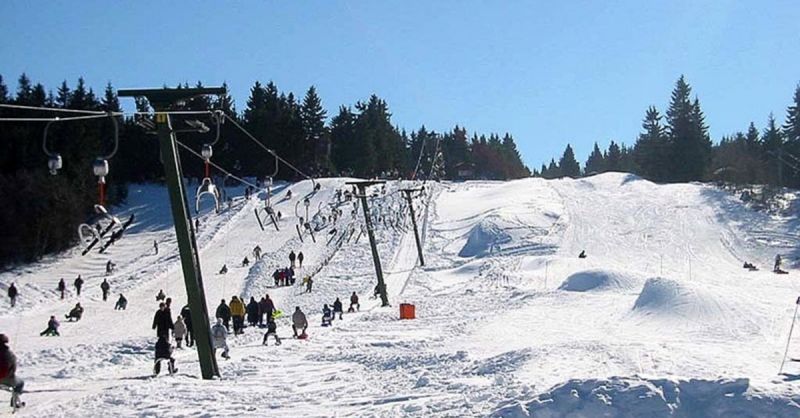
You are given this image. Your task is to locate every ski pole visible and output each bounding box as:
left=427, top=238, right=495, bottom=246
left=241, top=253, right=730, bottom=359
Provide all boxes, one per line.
left=778, top=296, right=800, bottom=375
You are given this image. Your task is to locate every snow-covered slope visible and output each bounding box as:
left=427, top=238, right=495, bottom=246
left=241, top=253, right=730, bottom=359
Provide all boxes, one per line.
left=2, top=173, right=800, bottom=417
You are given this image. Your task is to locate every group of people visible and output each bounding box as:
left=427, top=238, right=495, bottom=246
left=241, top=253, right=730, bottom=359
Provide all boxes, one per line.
left=150, top=296, right=198, bottom=374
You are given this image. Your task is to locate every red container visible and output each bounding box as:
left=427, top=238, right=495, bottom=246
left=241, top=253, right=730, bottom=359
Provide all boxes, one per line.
left=399, top=303, right=415, bottom=320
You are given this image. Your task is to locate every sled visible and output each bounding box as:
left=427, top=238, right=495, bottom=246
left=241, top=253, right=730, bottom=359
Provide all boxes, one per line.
left=297, top=332, right=308, bottom=340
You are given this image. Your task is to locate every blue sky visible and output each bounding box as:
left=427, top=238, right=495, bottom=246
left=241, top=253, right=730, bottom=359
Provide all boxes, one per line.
left=1, top=1, right=798, bottom=168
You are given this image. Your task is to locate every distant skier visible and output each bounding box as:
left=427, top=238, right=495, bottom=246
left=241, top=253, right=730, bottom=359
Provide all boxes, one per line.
left=106, top=261, right=115, bottom=275
left=262, top=317, right=281, bottom=346
left=242, top=257, right=250, bottom=267
left=246, top=297, right=260, bottom=327
left=153, top=335, right=177, bottom=376
left=153, top=240, right=159, bottom=255
left=321, top=304, right=333, bottom=327
left=180, top=304, right=194, bottom=347
left=292, top=306, right=308, bottom=338
left=100, top=279, right=110, bottom=301
left=216, top=299, right=231, bottom=331
left=173, top=315, right=187, bottom=349
left=298, top=251, right=304, bottom=268
left=578, top=250, right=587, bottom=259
left=333, top=297, right=344, bottom=320
left=229, top=296, right=246, bottom=335
left=152, top=302, right=174, bottom=339
left=65, top=303, right=84, bottom=321
left=156, top=289, right=166, bottom=301
left=40, top=316, right=60, bottom=336
left=57, top=278, right=66, bottom=299
left=289, top=251, right=296, bottom=268
left=219, top=264, right=228, bottom=275
left=349, top=292, right=360, bottom=312
left=7, top=283, right=17, bottom=308
left=253, top=245, right=262, bottom=260
left=0, top=334, right=25, bottom=410
left=74, top=275, right=84, bottom=297
left=774, top=254, right=784, bottom=273
left=211, top=318, right=230, bottom=359
left=115, top=294, right=128, bottom=310
left=305, top=276, right=313, bottom=293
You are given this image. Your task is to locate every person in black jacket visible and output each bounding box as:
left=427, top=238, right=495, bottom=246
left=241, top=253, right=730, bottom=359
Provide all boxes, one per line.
left=153, top=335, right=177, bottom=375
left=57, top=279, right=66, bottom=299
left=262, top=317, right=281, bottom=346
left=115, top=294, right=127, bottom=310
left=332, top=297, right=344, bottom=320
left=152, top=302, right=174, bottom=338
left=74, top=275, right=84, bottom=296
left=100, top=279, right=110, bottom=301
left=0, top=334, right=24, bottom=409
left=246, top=297, right=260, bottom=327
left=215, top=299, right=231, bottom=331
left=7, top=284, right=17, bottom=307
left=180, top=304, right=194, bottom=347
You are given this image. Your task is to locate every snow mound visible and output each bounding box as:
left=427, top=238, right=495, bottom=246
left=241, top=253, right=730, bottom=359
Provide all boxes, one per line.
left=632, top=277, right=721, bottom=319
left=458, top=217, right=512, bottom=258
left=558, top=269, right=638, bottom=292
left=492, top=377, right=800, bottom=418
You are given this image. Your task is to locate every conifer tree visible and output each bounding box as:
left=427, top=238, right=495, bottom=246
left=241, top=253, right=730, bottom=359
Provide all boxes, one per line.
left=300, top=86, right=328, bottom=169
left=558, top=144, right=580, bottom=177
left=584, top=142, right=605, bottom=175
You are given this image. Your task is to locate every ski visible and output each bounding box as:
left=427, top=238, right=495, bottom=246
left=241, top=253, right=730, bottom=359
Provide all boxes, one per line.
left=99, top=214, right=135, bottom=253
left=254, top=208, right=265, bottom=231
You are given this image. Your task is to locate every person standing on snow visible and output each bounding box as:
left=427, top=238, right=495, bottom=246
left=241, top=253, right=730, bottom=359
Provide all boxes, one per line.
left=298, top=251, right=304, bottom=268
left=180, top=304, right=194, bottom=347
left=57, top=279, right=66, bottom=300
left=292, top=306, right=308, bottom=338
left=332, top=298, right=344, bottom=320
left=7, top=284, right=17, bottom=308
left=774, top=254, right=783, bottom=273
left=211, top=318, right=230, bottom=359
left=152, top=302, right=174, bottom=339
left=289, top=250, right=296, bottom=268
left=40, top=316, right=60, bottom=336
left=155, top=289, right=166, bottom=301
left=153, top=240, right=159, bottom=255
left=262, top=317, right=281, bottom=346
left=115, top=294, right=127, bottom=310
left=349, top=292, right=360, bottom=312
left=229, top=296, right=246, bottom=335
left=305, top=276, right=313, bottom=293
left=321, top=304, right=333, bottom=326
left=246, top=297, right=260, bottom=327
left=74, top=275, right=84, bottom=297
left=216, top=299, right=231, bottom=331
left=173, top=315, right=187, bottom=349
left=153, top=335, right=177, bottom=375
left=0, top=334, right=25, bottom=410
left=100, top=279, right=110, bottom=301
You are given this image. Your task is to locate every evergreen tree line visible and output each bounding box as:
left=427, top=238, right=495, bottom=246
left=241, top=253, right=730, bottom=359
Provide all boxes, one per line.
left=0, top=74, right=530, bottom=266
left=537, top=76, right=800, bottom=189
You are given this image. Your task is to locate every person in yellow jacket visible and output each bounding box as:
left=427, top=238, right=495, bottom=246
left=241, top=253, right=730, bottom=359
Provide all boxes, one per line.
left=229, top=296, right=246, bottom=335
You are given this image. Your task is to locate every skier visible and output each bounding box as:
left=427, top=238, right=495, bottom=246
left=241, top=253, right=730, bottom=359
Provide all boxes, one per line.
left=114, top=294, right=128, bottom=310
left=333, top=297, right=344, bottom=320
left=298, top=251, right=304, bottom=268
left=74, top=275, right=84, bottom=297
left=289, top=250, right=296, bottom=268
left=153, top=240, right=159, bottom=255
left=246, top=297, right=260, bottom=327
left=219, top=264, right=228, bottom=275
left=211, top=318, right=230, bottom=359
left=229, top=296, right=246, bottom=335
left=216, top=299, right=231, bottom=331
left=321, top=304, right=333, bottom=327
left=100, top=279, right=110, bottom=301
left=57, top=278, right=66, bottom=300
left=0, top=334, right=24, bottom=411
left=253, top=245, right=262, bottom=260
left=153, top=335, right=177, bottom=376
left=173, top=315, right=187, bottom=349
left=349, top=291, right=360, bottom=312
left=7, top=284, right=17, bottom=308
left=305, top=276, right=313, bottom=293
left=180, top=304, right=194, bottom=347
left=292, top=306, right=308, bottom=338
left=242, top=257, right=250, bottom=267
left=152, top=302, right=174, bottom=339
left=156, top=289, right=166, bottom=301
left=65, top=303, right=84, bottom=321
left=262, top=317, right=281, bottom=346
left=40, top=316, right=60, bottom=336
left=775, top=254, right=784, bottom=273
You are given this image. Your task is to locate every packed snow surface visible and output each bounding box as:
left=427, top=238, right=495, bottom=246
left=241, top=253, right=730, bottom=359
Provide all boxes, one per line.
left=2, top=173, right=800, bottom=417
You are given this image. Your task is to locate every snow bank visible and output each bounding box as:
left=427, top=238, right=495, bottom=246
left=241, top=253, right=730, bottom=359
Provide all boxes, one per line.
left=458, top=217, right=512, bottom=258
left=491, top=376, right=800, bottom=417
left=631, top=277, right=719, bottom=316
left=558, top=269, right=638, bottom=292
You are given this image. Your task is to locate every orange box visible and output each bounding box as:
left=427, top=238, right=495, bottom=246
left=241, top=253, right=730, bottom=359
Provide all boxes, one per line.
left=399, top=303, right=415, bottom=319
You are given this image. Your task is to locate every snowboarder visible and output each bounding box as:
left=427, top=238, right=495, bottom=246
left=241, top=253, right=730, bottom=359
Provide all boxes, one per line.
left=173, top=315, right=187, bottom=349
left=321, top=304, right=333, bottom=327
left=289, top=251, right=296, bottom=268
left=40, top=316, right=60, bottom=336
left=65, top=303, right=84, bottom=321
left=106, top=260, right=115, bottom=275
left=211, top=318, right=230, bottom=359
left=100, top=279, right=110, bottom=301
left=262, top=317, right=281, bottom=346
left=153, top=240, right=159, bottom=255
left=578, top=250, right=587, bottom=259
left=242, top=257, right=250, bottom=267
left=156, top=289, right=166, bottom=301
left=349, top=292, right=360, bottom=312
left=305, top=276, right=313, bottom=293
left=246, top=297, right=260, bottom=327
left=115, top=294, right=127, bottom=310
left=74, top=275, right=84, bottom=297
left=57, top=278, right=66, bottom=299
left=229, top=296, right=246, bottom=335
left=333, top=297, right=344, bottom=320
left=216, top=299, right=231, bottom=331
left=7, top=284, right=17, bottom=308
left=180, top=304, right=194, bottom=347
left=219, top=264, right=228, bottom=275
left=0, top=334, right=25, bottom=411
left=298, top=251, right=304, bottom=268
left=152, top=302, right=174, bottom=339
left=292, top=306, right=308, bottom=338
left=153, top=335, right=177, bottom=375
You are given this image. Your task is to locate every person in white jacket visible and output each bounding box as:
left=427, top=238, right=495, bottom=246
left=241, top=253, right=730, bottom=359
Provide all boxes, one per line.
left=211, top=318, right=230, bottom=359
left=173, top=316, right=187, bottom=349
